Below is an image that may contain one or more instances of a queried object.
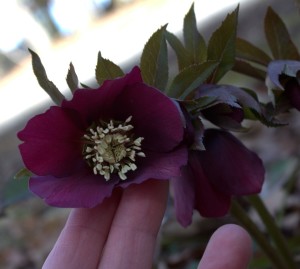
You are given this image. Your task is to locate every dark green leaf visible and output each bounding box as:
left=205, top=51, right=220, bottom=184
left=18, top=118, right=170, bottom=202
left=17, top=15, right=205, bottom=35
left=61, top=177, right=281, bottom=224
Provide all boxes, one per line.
left=28, top=49, right=65, bottom=105
left=165, top=31, right=190, bottom=71
left=244, top=98, right=287, bottom=126
left=232, top=60, right=266, bottom=81
left=140, top=25, right=168, bottom=91
left=66, top=62, right=79, bottom=93
left=207, top=6, right=239, bottom=82
left=184, top=96, right=219, bottom=113
left=14, top=168, right=33, bottom=180
left=264, top=7, right=300, bottom=60
left=95, top=51, right=124, bottom=85
left=80, top=83, right=92, bottom=89
left=246, top=103, right=287, bottom=127
left=236, top=38, right=272, bottom=66
left=0, top=170, right=32, bottom=213
left=183, top=3, right=207, bottom=64
left=167, top=61, right=219, bottom=99
left=242, top=87, right=260, bottom=101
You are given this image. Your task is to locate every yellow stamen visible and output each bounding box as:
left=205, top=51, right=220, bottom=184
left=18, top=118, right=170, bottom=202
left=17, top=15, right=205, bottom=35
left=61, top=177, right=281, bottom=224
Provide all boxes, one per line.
left=82, top=116, right=145, bottom=181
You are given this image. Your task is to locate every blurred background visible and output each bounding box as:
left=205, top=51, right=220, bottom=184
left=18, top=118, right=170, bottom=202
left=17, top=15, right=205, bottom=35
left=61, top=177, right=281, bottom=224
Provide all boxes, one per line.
left=1, top=0, right=300, bottom=268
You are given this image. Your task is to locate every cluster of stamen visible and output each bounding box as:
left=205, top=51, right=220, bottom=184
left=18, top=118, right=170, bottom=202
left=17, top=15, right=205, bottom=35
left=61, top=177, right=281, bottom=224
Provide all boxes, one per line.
left=82, top=116, right=145, bottom=181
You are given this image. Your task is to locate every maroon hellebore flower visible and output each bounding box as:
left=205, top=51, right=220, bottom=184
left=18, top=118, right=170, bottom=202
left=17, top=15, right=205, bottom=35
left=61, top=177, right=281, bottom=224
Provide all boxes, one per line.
left=195, top=84, right=261, bottom=131
left=201, top=103, right=244, bottom=130
left=172, top=129, right=265, bottom=227
left=18, top=67, right=187, bottom=208
left=267, top=60, right=300, bottom=111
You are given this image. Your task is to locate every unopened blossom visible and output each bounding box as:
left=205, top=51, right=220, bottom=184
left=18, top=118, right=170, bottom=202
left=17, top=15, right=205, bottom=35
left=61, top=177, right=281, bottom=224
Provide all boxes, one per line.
left=196, top=84, right=261, bottom=131
left=201, top=103, right=244, bottom=130
left=18, top=67, right=187, bottom=208
left=267, top=60, right=300, bottom=110
left=172, top=128, right=265, bottom=227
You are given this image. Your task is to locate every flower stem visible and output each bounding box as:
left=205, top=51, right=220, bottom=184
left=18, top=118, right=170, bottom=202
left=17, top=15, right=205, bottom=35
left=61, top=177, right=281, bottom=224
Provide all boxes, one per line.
left=247, top=194, right=297, bottom=269
left=230, top=199, right=287, bottom=269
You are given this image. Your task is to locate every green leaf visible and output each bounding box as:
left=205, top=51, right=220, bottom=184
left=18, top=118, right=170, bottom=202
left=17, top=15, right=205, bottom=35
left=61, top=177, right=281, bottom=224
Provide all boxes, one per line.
left=236, top=38, right=272, bottom=66
left=242, top=87, right=260, bottom=101
left=28, top=49, right=65, bottom=105
left=232, top=60, right=267, bottom=81
left=242, top=97, right=287, bottom=127
left=183, top=3, right=207, bottom=64
left=264, top=7, right=300, bottom=60
left=167, top=61, right=219, bottom=99
left=140, top=24, right=168, bottom=91
left=207, top=6, right=239, bottom=82
left=14, top=168, right=33, bottom=180
left=66, top=62, right=79, bottom=93
left=165, top=31, right=190, bottom=71
left=246, top=103, right=287, bottom=127
left=95, top=51, right=124, bottom=85
left=0, top=169, right=32, bottom=213
left=80, top=83, right=92, bottom=89
left=184, top=96, right=219, bottom=113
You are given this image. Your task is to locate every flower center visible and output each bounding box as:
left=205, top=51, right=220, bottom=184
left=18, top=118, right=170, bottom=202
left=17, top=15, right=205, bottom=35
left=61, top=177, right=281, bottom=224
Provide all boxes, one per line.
left=82, top=116, right=145, bottom=181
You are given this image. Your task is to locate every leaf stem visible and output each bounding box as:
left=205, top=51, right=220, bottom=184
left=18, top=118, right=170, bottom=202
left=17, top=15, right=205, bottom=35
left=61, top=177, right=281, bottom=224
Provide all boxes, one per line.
left=230, top=199, right=287, bottom=269
left=247, top=194, right=297, bottom=269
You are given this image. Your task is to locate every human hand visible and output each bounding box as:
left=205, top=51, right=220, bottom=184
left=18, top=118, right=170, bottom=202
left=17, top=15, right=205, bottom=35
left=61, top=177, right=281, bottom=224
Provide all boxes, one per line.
left=42, top=180, right=252, bottom=269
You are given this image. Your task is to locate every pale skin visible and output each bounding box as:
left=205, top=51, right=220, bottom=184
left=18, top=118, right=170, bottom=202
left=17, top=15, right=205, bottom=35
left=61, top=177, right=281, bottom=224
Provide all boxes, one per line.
left=42, top=180, right=252, bottom=269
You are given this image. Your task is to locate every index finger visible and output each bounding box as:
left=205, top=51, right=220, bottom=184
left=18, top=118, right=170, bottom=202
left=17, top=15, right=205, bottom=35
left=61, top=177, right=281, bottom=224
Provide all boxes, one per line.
left=42, top=189, right=122, bottom=269
left=98, top=179, right=169, bottom=269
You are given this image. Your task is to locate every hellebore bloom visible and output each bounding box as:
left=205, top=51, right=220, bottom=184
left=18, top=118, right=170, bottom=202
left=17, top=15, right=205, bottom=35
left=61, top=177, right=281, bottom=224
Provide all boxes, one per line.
left=172, top=129, right=265, bottom=227
left=18, top=67, right=187, bottom=208
left=196, top=84, right=261, bottom=131
left=267, top=60, right=300, bottom=111
left=201, top=103, right=244, bottom=130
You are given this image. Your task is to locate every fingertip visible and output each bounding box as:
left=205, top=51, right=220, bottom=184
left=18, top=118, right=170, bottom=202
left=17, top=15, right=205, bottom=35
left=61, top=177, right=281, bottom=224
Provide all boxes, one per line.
left=198, top=224, right=252, bottom=269
left=213, top=224, right=252, bottom=249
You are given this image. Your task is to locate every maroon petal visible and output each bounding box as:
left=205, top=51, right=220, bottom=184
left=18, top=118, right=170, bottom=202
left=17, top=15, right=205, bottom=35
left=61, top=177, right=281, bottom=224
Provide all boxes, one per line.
left=283, top=77, right=300, bottom=110
left=171, top=166, right=195, bottom=227
left=202, top=104, right=244, bottom=124
left=62, top=66, right=142, bottom=124
left=119, top=146, right=188, bottom=188
left=202, top=104, right=245, bottom=131
left=29, top=172, right=117, bottom=208
left=188, top=152, right=231, bottom=217
left=18, top=107, right=85, bottom=177
left=113, top=83, right=184, bottom=152
left=199, top=129, right=265, bottom=196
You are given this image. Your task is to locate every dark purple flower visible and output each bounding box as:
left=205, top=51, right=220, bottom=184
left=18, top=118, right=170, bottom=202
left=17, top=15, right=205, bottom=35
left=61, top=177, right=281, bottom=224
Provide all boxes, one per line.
left=18, top=67, right=187, bottom=208
left=201, top=104, right=244, bottom=130
left=267, top=60, right=300, bottom=110
left=172, top=128, right=265, bottom=227
left=196, top=84, right=261, bottom=131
